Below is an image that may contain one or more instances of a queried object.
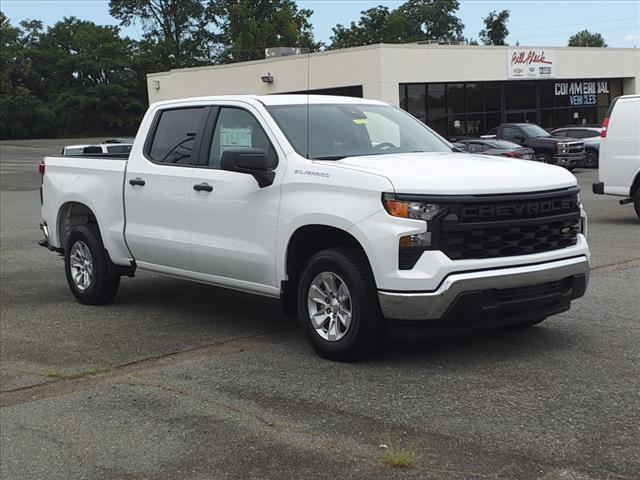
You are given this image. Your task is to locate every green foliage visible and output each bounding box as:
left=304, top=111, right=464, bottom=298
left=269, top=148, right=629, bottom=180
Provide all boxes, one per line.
left=568, top=30, right=607, bottom=47
left=109, top=0, right=216, bottom=68
left=0, top=14, right=145, bottom=139
left=479, top=9, right=509, bottom=46
left=329, top=0, right=464, bottom=49
left=213, top=0, right=320, bottom=62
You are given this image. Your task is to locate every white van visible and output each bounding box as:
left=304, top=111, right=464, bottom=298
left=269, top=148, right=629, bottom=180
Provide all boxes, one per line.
left=593, top=95, right=640, bottom=218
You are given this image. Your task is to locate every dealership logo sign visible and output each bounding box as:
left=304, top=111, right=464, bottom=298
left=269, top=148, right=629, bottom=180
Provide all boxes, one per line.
left=507, top=49, right=556, bottom=79
left=555, top=81, right=609, bottom=106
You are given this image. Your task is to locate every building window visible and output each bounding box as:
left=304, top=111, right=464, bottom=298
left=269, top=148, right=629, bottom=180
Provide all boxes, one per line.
left=505, top=81, right=536, bottom=110
left=407, top=84, right=426, bottom=122
left=399, top=78, right=621, bottom=138
left=466, top=83, right=483, bottom=113
left=447, top=83, right=465, bottom=114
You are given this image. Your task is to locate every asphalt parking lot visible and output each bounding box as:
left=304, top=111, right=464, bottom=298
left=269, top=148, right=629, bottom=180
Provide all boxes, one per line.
left=1, top=138, right=639, bottom=480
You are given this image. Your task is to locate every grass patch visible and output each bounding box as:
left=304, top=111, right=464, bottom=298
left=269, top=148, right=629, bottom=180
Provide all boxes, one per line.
left=82, top=367, right=108, bottom=376
left=44, top=370, right=65, bottom=378
left=381, top=444, right=416, bottom=468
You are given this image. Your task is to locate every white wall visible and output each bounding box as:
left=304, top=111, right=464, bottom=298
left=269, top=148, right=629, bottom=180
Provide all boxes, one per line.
left=147, top=44, right=640, bottom=105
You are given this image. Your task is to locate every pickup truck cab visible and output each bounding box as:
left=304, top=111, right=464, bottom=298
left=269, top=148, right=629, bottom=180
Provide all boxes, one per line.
left=485, top=123, right=585, bottom=170
left=40, top=95, right=590, bottom=360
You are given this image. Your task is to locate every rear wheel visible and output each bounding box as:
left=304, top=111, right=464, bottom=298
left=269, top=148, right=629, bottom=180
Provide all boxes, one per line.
left=297, top=247, right=385, bottom=361
left=634, top=192, right=640, bottom=219
left=584, top=149, right=599, bottom=168
left=64, top=225, right=120, bottom=305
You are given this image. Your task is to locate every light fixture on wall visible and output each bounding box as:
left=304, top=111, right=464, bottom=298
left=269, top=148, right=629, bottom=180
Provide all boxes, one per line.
left=261, top=72, right=274, bottom=84
left=152, top=80, right=160, bottom=90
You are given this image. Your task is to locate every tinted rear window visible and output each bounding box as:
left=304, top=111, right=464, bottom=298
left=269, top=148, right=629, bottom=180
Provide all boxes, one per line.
left=148, top=107, right=206, bottom=165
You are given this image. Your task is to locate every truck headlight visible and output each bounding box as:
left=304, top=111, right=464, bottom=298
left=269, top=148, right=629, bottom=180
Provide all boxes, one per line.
left=382, top=195, right=447, bottom=269
left=557, top=143, right=569, bottom=154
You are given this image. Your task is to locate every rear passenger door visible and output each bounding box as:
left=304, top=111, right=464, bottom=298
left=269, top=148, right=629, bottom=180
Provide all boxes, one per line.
left=124, top=106, right=208, bottom=271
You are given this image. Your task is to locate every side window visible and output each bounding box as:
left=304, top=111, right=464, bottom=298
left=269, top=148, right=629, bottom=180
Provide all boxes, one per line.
left=502, top=127, right=519, bottom=141
left=148, top=107, right=206, bottom=165
left=553, top=130, right=568, bottom=137
left=467, top=142, right=485, bottom=153
left=209, top=107, right=275, bottom=169
left=582, top=130, right=600, bottom=138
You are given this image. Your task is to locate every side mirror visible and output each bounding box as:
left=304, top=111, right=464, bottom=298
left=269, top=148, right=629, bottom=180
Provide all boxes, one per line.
left=220, top=149, right=277, bottom=188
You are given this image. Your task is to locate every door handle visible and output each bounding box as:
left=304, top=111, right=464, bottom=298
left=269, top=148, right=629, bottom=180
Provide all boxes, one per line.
left=193, top=182, right=213, bottom=192
left=129, top=177, right=145, bottom=186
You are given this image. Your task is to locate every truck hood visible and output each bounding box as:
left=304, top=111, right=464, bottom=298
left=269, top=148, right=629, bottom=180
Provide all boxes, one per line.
left=318, top=152, right=577, bottom=195
left=529, top=136, right=582, bottom=146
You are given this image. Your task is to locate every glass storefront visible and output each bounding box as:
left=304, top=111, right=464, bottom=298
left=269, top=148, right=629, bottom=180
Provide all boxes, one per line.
left=399, top=79, right=624, bottom=139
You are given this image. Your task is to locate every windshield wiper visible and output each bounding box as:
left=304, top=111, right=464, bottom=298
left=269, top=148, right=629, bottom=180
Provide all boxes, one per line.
left=311, top=155, right=347, bottom=160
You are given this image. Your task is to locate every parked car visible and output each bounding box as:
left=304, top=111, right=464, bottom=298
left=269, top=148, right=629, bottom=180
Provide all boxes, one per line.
left=453, top=139, right=537, bottom=160
left=551, top=126, right=602, bottom=168
left=484, top=123, right=585, bottom=170
left=38, top=95, right=590, bottom=361
left=62, top=143, right=133, bottom=156
left=593, top=95, right=640, bottom=218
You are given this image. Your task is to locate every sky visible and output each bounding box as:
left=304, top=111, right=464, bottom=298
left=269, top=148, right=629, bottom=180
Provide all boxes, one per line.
left=2, top=0, right=639, bottom=48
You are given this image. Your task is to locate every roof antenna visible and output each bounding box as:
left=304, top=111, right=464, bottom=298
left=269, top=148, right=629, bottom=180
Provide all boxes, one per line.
left=306, top=49, right=310, bottom=160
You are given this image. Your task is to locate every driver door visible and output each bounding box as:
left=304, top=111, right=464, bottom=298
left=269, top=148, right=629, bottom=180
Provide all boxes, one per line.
left=188, top=105, right=282, bottom=292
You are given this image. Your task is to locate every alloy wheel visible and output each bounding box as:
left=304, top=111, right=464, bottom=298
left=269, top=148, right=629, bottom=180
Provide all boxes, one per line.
left=307, top=271, right=352, bottom=341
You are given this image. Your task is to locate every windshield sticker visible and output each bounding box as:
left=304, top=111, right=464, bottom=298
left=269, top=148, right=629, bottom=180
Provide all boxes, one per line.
left=352, top=118, right=369, bottom=125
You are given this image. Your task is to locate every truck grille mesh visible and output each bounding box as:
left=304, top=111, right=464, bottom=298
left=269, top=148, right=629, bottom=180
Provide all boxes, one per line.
left=435, top=189, right=580, bottom=260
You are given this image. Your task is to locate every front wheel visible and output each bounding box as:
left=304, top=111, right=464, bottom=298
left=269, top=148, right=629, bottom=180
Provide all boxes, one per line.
left=634, top=192, right=640, bottom=219
left=64, top=225, right=120, bottom=305
left=297, top=248, right=385, bottom=361
left=539, top=153, right=552, bottom=164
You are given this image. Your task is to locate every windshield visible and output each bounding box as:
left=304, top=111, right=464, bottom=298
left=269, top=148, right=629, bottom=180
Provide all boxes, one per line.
left=519, top=124, right=550, bottom=138
left=267, top=103, right=452, bottom=159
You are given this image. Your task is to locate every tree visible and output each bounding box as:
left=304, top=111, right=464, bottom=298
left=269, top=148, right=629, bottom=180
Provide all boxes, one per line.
left=568, top=30, right=607, bottom=47
left=479, top=9, right=509, bottom=46
left=213, top=0, right=320, bottom=63
left=109, top=0, right=216, bottom=68
left=329, top=0, right=464, bottom=49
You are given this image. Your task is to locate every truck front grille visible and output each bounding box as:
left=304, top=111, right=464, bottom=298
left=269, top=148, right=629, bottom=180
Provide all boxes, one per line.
left=566, top=142, right=585, bottom=154
left=433, top=188, right=581, bottom=260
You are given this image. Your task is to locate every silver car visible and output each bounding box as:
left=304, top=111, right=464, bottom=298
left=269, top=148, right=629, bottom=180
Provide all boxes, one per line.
left=551, top=126, right=602, bottom=168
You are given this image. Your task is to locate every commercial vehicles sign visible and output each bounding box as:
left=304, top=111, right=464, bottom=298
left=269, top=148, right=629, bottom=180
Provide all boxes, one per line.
left=554, top=80, right=609, bottom=106
left=508, top=49, right=556, bottom=79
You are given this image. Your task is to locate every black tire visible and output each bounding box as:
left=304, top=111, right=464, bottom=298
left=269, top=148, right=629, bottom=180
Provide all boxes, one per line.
left=64, top=225, right=120, bottom=305
left=634, top=192, right=640, bottom=219
left=584, top=149, right=599, bottom=169
left=506, top=317, right=546, bottom=329
left=297, top=247, right=385, bottom=361
left=539, top=153, right=552, bottom=164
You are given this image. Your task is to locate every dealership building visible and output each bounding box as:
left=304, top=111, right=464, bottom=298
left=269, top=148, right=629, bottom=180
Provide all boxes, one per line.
left=147, top=43, right=640, bottom=138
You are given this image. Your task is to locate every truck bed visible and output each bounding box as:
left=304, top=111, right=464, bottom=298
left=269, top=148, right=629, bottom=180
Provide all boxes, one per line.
left=41, top=154, right=132, bottom=265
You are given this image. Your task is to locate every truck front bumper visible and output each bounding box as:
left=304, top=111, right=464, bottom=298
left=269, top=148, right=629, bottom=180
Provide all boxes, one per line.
left=552, top=154, right=584, bottom=168
left=378, top=255, right=589, bottom=325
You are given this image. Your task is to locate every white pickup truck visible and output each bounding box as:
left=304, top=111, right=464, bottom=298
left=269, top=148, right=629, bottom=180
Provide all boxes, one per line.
left=40, top=95, right=590, bottom=360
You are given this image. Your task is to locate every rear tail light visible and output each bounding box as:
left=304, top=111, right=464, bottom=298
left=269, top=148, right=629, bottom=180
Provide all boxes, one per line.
left=503, top=151, right=520, bottom=158
left=601, top=116, right=609, bottom=138
left=38, top=161, right=45, bottom=205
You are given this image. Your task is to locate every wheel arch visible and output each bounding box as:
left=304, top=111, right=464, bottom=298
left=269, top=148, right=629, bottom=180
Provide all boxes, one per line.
left=281, top=224, right=373, bottom=314
left=56, top=201, right=99, bottom=251
left=630, top=169, right=640, bottom=198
